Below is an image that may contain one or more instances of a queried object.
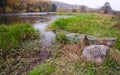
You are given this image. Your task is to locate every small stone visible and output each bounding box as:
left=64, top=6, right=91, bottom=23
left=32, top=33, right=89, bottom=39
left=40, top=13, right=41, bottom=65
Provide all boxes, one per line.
left=82, top=45, right=109, bottom=63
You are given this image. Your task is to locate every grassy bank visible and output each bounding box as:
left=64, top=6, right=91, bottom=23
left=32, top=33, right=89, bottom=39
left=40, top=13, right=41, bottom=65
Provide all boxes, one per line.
left=0, top=23, right=40, bottom=75
left=49, top=14, right=120, bottom=50
left=0, top=23, right=39, bottom=50
left=28, top=13, right=120, bottom=75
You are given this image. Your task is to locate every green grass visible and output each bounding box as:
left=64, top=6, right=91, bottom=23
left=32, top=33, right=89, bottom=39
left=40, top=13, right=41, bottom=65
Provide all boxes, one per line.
left=56, top=32, right=66, bottom=43
left=28, top=13, right=120, bottom=75
left=49, top=13, right=120, bottom=49
left=0, top=23, right=40, bottom=56
left=28, top=62, right=56, bottom=75
left=0, top=23, right=40, bottom=75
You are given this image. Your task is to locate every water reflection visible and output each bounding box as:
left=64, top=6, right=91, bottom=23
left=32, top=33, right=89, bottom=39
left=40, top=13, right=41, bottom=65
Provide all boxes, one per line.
left=0, top=15, right=51, bottom=24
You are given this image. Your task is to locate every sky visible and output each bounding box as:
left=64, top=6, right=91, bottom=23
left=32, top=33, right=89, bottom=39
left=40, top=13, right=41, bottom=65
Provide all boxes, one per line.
left=51, top=0, right=120, bottom=11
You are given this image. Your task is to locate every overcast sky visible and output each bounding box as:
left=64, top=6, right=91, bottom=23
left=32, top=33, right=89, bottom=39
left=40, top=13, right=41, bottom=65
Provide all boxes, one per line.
left=51, top=0, right=120, bottom=11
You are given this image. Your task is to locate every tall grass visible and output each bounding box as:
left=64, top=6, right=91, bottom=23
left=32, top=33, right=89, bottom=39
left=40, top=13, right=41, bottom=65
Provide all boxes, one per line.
left=49, top=14, right=120, bottom=49
left=0, top=23, right=40, bottom=52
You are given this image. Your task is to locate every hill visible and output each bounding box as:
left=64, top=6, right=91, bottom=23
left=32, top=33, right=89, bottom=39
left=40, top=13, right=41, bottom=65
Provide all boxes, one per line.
left=52, top=1, right=75, bottom=9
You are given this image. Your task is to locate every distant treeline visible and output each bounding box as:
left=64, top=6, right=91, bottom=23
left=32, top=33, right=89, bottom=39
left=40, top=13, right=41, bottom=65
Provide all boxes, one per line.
left=52, top=1, right=120, bottom=15
left=0, top=0, right=57, bottom=13
left=0, top=0, right=120, bottom=15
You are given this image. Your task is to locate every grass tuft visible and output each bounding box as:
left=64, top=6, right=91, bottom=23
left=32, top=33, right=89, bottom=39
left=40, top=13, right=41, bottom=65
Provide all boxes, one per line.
left=28, top=62, right=56, bottom=75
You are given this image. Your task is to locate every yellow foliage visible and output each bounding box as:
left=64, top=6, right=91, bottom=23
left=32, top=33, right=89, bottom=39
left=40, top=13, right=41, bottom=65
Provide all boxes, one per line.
left=7, top=0, right=20, bottom=4
left=34, top=8, right=39, bottom=12
left=5, top=6, right=12, bottom=13
left=5, top=0, right=52, bottom=12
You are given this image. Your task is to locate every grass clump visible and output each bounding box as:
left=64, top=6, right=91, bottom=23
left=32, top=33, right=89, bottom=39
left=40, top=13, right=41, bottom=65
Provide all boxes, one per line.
left=49, top=13, right=120, bottom=50
left=28, top=62, right=56, bottom=75
left=0, top=23, right=39, bottom=51
left=0, top=23, right=40, bottom=75
left=56, top=32, right=66, bottom=43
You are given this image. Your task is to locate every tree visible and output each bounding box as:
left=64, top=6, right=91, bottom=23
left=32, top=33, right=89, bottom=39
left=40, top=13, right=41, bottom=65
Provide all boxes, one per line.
left=51, top=3, right=57, bottom=12
left=0, top=0, right=8, bottom=13
left=26, top=3, right=35, bottom=12
left=35, top=1, right=52, bottom=12
left=101, top=2, right=112, bottom=14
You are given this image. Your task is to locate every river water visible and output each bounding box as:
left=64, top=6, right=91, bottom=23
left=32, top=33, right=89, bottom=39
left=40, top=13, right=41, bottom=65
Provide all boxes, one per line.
left=0, top=12, right=70, bottom=49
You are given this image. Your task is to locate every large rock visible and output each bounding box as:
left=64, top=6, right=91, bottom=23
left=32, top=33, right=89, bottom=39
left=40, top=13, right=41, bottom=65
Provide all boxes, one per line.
left=89, top=38, right=116, bottom=47
left=82, top=45, right=109, bottom=63
left=66, top=33, right=116, bottom=47
left=56, top=30, right=116, bottom=47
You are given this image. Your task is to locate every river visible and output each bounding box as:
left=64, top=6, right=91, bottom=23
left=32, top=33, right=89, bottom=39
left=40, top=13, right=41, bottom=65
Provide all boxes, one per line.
left=0, top=12, right=70, bottom=49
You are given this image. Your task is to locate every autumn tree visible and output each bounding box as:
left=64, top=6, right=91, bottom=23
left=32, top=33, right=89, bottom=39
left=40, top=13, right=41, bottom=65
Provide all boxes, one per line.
left=36, top=1, right=52, bottom=12
left=1, top=0, right=52, bottom=13
left=26, top=3, right=35, bottom=12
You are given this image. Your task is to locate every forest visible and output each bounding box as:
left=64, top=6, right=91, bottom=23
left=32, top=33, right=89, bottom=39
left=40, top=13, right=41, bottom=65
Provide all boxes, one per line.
left=0, top=0, right=57, bottom=13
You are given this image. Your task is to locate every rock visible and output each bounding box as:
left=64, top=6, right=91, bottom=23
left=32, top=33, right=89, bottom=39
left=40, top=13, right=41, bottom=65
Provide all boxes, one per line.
left=89, top=38, right=117, bottom=47
left=66, top=33, right=95, bottom=43
left=82, top=45, right=109, bottom=63
left=65, top=32, right=116, bottom=47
